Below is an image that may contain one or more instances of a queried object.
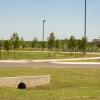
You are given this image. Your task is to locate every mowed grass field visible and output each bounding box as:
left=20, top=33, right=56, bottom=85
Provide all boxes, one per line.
left=1, top=50, right=100, bottom=60
left=0, top=67, right=100, bottom=100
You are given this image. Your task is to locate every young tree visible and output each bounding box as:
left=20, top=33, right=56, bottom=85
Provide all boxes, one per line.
left=67, top=36, right=76, bottom=52
left=55, top=39, right=60, bottom=50
left=4, top=40, right=10, bottom=51
left=4, top=40, right=10, bottom=58
left=10, top=32, right=20, bottom=58
left=47, top=32, right=55, bottom=50
left=31, top=37, right=38, bottom=48
left=20, top=37, right=25, bottom=49
left=93, top=39, right=100, bottom=48
left=81, top=37, right=86, bottom=53
left=10, top=32, right=20, bottom=50
left=76, top=39, right=82, bottom=52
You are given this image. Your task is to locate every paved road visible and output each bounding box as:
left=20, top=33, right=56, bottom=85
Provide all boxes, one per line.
left=0, top=61, right=100, bottom=68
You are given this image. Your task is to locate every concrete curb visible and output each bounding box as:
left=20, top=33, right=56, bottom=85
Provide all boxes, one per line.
left=0, top=57, right=100, bottom=65
left=0, top=60, right=27, bottom=63
left=51, top=61, right=100, bottom=65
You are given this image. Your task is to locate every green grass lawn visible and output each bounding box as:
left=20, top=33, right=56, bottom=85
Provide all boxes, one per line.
left=1, top=50, right=100, bottom=60
left=0, top=67, right=100, bottom=100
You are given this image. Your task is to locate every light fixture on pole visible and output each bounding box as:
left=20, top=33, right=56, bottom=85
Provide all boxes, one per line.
left=42, top=19, right=46, bottom=50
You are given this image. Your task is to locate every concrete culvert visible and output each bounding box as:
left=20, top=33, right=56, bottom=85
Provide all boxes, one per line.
left=18, top=82, right=26, bottom=89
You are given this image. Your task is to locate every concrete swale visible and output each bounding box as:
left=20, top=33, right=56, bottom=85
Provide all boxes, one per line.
left=0, top=75, right=50, bottom=89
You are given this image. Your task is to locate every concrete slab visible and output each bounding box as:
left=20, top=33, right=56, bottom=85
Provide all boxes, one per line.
left=0, top=75, right=50, bottom=89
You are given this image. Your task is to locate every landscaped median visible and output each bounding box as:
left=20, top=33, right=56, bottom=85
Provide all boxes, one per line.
left=1, top=50, right=100, bottom=60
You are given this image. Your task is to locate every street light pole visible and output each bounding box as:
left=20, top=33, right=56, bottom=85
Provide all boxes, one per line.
left=84, top=0, right=87, bottom=56
left=0, top=40, right=1, bottom=60
left=42, top=19, right=46, bottom=50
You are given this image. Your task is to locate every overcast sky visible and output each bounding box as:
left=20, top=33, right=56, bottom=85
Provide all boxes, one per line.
left=0, top=0, right=100, bottom=41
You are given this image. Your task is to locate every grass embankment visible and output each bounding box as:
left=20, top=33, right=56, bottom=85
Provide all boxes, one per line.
left=0, top=67, right=100, bottom=99
left=1, top=50, right=100, bottom=60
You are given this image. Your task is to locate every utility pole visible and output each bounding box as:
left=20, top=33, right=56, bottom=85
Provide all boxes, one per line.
left=0, top=41, right=1, bottom=59
left=42, top=19, right=46, bottom=50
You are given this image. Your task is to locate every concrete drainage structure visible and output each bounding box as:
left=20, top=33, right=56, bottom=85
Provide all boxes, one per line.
left=0, top=75, right=50, bottom=89
left=18, top=82, right=26, bottom=89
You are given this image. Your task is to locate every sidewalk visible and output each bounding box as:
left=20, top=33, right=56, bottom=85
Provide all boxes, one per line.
left=0, top=57, right=100, bottom=63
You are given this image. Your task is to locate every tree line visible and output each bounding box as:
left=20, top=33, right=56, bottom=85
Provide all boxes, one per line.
left=0, top=32, right=100, bottom=52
